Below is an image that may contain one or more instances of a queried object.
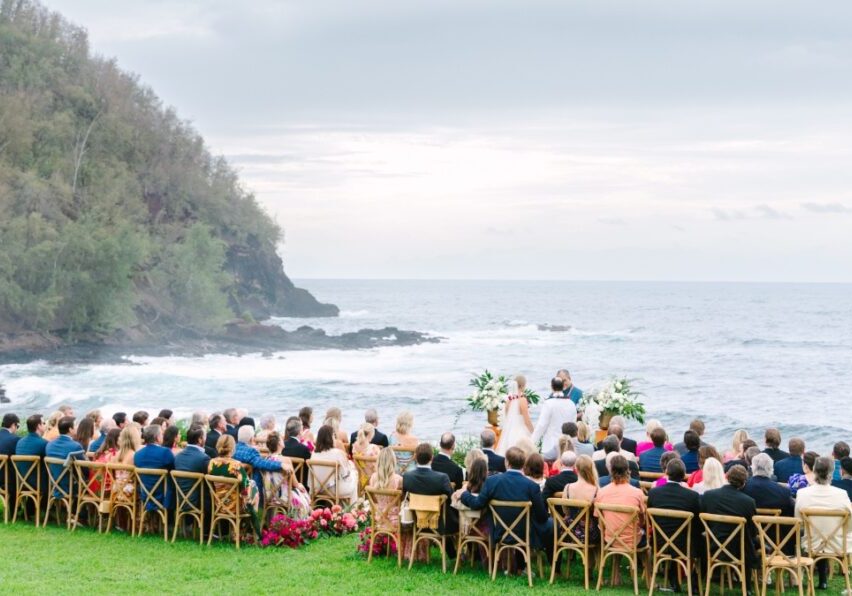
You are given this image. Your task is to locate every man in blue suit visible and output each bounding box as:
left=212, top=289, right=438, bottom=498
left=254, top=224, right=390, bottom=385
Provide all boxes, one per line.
left=832, top=457, right=852, bottom=501
left=44, top=417, right=84, bottom=497
left=773, top=438, right=804, bottom=483
left=14, top=414, right=48, bottom=513
left=744, top=453, right=794, bottom=516
left=639, top=427, right=668, bottom=473
left=460, top=446, right=553, bottom=552
left=234, top=425, right=289, bottom=508
left=134, top=425, right=175, bottom=510
left=480, top=430, right=505, bottom=475
left=174, top=426, right=210, bottom=509
left=1, top=413, right=22, bottom=510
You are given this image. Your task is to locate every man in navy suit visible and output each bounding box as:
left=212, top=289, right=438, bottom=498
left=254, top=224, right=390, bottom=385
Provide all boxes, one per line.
left=403, top=443, right=457, bottom=538
left=348, top=409, right=389, bottom=454
left=281, top=418, right=311, bottom=486
left=15, top=414, right=48, bottom=512
left=701, top=465, right=758, bottom=577
left=639, top=427, right=668, bottom=473
left=1, top=413, right=22, bottom=509
left=831, top=457, right=852, bottom=501
left=773, top=438, right=804, bottom=483
left=460, top=446, right=553, bottom=551
left=134, top=424, right=175, bottom=510
left=174, top=425, right=210, bottom=509
left=432, top=433, right=464, bottom=489
left=205, top=414, right=226, bottom=455
left=45, top=417, right=84, bottom=497
left=744, top=453, right=794, bottom=516
left=480, top=429, right=505, bottom=475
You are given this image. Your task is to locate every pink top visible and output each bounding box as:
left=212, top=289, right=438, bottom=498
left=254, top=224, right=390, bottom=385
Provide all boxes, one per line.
left=594, top=482, right=646, bottom=549
left=636, top=441, right=673, bottom=456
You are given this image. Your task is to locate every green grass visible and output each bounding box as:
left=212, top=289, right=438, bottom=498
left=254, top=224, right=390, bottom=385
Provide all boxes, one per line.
left=0, top=521, right=846, bottom=594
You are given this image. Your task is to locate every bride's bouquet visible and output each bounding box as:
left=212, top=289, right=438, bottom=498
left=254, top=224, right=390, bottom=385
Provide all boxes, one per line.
left=466, top=370, right=509, bottom=412
left=579, top=377, right=646, bottom=426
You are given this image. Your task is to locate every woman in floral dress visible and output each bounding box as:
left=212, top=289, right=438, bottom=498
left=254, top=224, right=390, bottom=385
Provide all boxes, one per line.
left=208, top=434, right=262, bottom=539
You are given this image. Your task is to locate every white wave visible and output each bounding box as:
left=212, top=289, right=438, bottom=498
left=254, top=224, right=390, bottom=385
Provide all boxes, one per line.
left=339, top=309, right=370, bottom=318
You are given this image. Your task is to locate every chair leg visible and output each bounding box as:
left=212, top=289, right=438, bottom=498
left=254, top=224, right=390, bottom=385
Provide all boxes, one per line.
left=526, top=547, right=533, bottom=588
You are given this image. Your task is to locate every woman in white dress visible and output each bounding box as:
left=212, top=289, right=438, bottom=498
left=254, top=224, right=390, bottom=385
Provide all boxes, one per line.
left=310, top=424, right=358, bottom=503
left=495, top=376, right=534, bottom=455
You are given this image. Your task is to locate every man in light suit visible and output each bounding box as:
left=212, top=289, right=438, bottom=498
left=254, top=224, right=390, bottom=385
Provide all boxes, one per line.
left=532, top=377, right=577, bottom=462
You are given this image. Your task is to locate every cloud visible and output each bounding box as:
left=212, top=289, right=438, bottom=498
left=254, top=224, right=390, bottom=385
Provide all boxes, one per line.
left=801, top=201, right=852, bottom=213
left=597, top=216, right=627, bottom=226
left=712, top=208, right=747, bottom=221
left=754, top=204, right=791, bottom=220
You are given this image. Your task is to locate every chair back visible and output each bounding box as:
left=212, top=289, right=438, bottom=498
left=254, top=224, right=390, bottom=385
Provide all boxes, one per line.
left=288, top=456, right=306, bottom=485
left=410, top=493, right=445, bottom=530
left=205, top=473, right=243, bottom=517
left=699, top=512, right=747, bottom=565
left=800, top=508, right=850, bottom=559
left=639, top=471, right=665, bottom=481
left=753, top=515, right=805, bottom=565
left=489, top=499, right=532, bottom=546
left=391, top=447, right=414, bottom=474
left=647, top=507, right=693, bottom=561
left=548, top=497, right=592, bottom=550
left=756, top=508, right=781, bottom=516
left=136, top=467, right=169, bottom=512
left=43, top=456, right=74, bottom=500
left=0, top=454, right=8, bottom=495
left=106, top=463, right=137, bottom=506
left=171, top=470, right=205, bottom=513
left=74, top=460, right=108, bottom=503
left=365, top=487, right=402, bottom=532
left=12, top=455, right=41, bottom=495
left=595, top=502, right=641, bottom=553
left=306, top=459, right=340, bottom=505
left=353, top=454, right=378, bottom=495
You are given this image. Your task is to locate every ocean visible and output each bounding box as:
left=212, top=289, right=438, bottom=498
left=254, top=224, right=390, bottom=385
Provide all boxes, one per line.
left=1, top=280, right=850, bottom=453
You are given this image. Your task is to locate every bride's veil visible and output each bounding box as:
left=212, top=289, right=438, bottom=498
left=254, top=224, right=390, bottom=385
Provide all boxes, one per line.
left=506, top=379, right=519, bottom=397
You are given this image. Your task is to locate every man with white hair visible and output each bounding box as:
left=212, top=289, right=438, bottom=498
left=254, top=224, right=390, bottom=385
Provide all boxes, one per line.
left=541, top=450, right=578, bottom=501
left=234, top=425, right=291, bottom=507
left=599, top=451, right=640, bottom=488
left=743, top=452, right=794, bottom=516
left=348, top=408, right=389, bottom=453
left=255, top=413, right=277, bottom=444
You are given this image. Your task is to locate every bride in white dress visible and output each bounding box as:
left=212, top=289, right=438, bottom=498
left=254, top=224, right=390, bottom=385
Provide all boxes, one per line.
left=495, top=375, right=535, bottom=455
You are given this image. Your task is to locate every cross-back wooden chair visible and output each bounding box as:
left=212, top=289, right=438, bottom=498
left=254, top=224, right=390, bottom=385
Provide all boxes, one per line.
left=454, top=501, right=491, bottom=576
left=72, top=460, right=108, bottom=532
left=700, top=513, right=760, bottom=596
left=171, top=470, right=205, bottom=544
left=0, top=454, right=9, bottom=524
left=489, top=500, right=544, bottom=587
left=105, top=463, right=137, bottom=536
left=409, top=493, right=452, bottom=574
left=391, top=447, right=415, bottom=474
left=11, top=455, right=42, bottom=525
left=647, top=508, right=697, bottom=596
left=547, top=497, right=594, bottom=589
left=43, top=456, right=75, bottom=529
left=288, top=456, right=307, bottom=487
left=639, top=471, right=666, bottom=482
left=595, top=502, right=648, bottom=595
left=799, top=508, right=851, bottom=596
left=352, top=454, right=377, bottom=497
left=136, top=468, right=170, bottom=540
left=306, top=460, right=341, bottom=508
left=364, top=487, right=403, bottom=566
left=753, top=515, right=814, bottom=596
left=205, top=474, right=250, bottom=549
left=262, top=471, right=299, bottom=524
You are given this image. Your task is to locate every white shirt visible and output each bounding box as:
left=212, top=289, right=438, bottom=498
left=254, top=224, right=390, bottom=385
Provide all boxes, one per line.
left=531, top=394, right=577, bottom=459
left=795, top=483, right=852, bottom=554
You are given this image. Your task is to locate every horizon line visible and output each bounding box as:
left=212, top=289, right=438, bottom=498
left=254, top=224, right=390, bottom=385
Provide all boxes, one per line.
left=291, top=277, right=852, bottom=285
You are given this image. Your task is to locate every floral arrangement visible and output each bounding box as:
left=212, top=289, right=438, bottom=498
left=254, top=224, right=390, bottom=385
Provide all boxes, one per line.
left=466, top=370, right=541, bottom=411
left=261, top=515, right=315, bottom=548
left=579, top=377, right=646, bottom=425
left=309, top=502, right=368, bottom=537
left=260, top=502, right=369, bottom=549
left=357, top=526, right=398, bottom=557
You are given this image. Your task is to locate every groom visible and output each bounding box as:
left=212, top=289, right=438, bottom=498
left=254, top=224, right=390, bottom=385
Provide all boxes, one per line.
left=532, top=377, right=577, bottom=463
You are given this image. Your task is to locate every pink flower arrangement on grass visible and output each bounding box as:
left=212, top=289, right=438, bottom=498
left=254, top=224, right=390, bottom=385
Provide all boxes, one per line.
left=260, top=502, right=369, bottom=549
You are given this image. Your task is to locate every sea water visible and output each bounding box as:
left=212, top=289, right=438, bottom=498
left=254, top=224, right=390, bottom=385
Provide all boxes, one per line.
left=1, top=280, right=850, bottom=452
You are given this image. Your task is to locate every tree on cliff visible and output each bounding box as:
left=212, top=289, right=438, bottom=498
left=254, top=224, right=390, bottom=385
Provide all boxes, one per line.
left=0, top=0, right=337, bottom=341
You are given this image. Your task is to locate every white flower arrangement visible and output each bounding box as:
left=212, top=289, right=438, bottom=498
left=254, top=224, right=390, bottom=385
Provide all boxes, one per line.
left=467, top=370, right=509, bottom=412
left=579, top=377, right=646, bottom=425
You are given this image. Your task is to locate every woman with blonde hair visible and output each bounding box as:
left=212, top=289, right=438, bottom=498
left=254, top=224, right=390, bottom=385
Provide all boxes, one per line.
left=353, top=423, right=381, bottom=458
left=368, top=447, right=414, bottom=558
left=43, top=410, right=64, bottom=441
left=324, top=407, right=349, bottom=451
left=723, top=429, right=750, bottom=463
left=552, top=435, right=575, bottom=473
left=464, top=448, right=487, bottom=470
left=112, top=425, right=142, bottom=507
left=573, top=421, right=595, bottom=457
left=566, top=454, right=599, bottom=501
left=388, top=411, right=418, bottom=473
left=692, top=457, right=726, bottom=495
left=209, top=434, right=262, bottom=538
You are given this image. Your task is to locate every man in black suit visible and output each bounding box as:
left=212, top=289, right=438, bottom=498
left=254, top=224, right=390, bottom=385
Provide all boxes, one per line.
left=348, top=408, right=389, bottom=454
left=542, top=451, right=578, bottom=502
left=832, top=457, right=852, bottom=501
left=205, top=413, right=226, bottom=454
left=480, top=429, right=505, bottom=475
left=743, top=453, right=794, bottom=516
left=282, top=417, right=311, bottom=486
left=761, top=428, right=790, bottom=464
left=403, top=443, right=457, bottom=540
left=174, top=426, right=211, bottom=509
left=595, top=436, right=639, bottom=480
left=432, top=432, right=464, bottom=489
left=701, top=465, right=758, bottom=583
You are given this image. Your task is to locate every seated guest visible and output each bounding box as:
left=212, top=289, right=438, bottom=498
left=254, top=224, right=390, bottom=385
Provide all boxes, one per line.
left=88, top=418, right=115, bottom=454
left=788, top=451, right=818, bottom=497
left=724, top=439, right=757, bottom=472
left=405, top=442, right=458, bottom=541
left=594, top=455, right=646, bottom=557
left=111, top=425, right=141, bottom=504
left=310, top=425, right=357, bottom=502
left=832, top=457, right=852, bottom=501
left=349, top=409, right=389, bottom=453
left=432, top=432, right=464, bottom=489
left=282, top=417, right=311, bottom=485
left=16, top=414, right=49, bottom=505
left=0, top=413, right=21, bottom=456
left=45, top=417, right=84, bottom=497
left=464, top=448, right=487, bottom=470
left=238, top=416, right=255, bottom=431
left=564, top=422, right=594, bottom=458
left=795, top=456, right=852, bottom=590
left=608, top=416, right=638, bottom=456
left=542, top=451, right=578, bottom=502
left=774, top=437, right=805, bottom=483
left=636, top=419, right=673, bottom=457
left=550, top=435, right=575, bottom=474
left=833, top=441, right=850, bottom=482
left=323, top=407, right=349, bottom=451
left=112, top=412, right=128, bottom=430
left=575, top=421, right=595, bottom=457
left=679, top=430, right=701, bottom=474
left=480, top=429, right=506, bottom=474
left=262, top=431, right=309, bottom=519
left=149, top=417, right=167, bottom=431
left=163, top=425, right=181, bottom=455
left=298, top=406, right=315, bottom=446
left=566, top=454, right=599, bottom=501
left=692, top=457, right=726, bottom=495
left=593, top=423, right=636, bottom=461
left=208, top=435, right=262, bottom=539
left=524, top=452, right=547, bottom=489
left=174, top=425, right=211, bottom=510
left=255, top=413, right=277, bottom=445
left=368, top=448, right=415, bottom=557
left=647, top=458, right=701, bottom=572
left=157, top=409, right=174, bottom=426
left=762, top=428, right=790, bottom=463
left=701, top=465, right=758, bottom=578
left=653, top=452, right=681, bottom=487
left=132, top=410, right=149, bottom=427
left=90, top=428, right=121, bottom=494
left=743, top=446, right=762, bottom=476
left=639, top=426, right=669, bottom=473
left=205, top=414, right=226, bottom=455
left=189, top=411, right=207, bottom=430
left=674, top=419, right=708, bottom=455
left=460, top=446, right=550, bottom=550
left=352, top=423, right=382, bottom=459
left=744, top=453, right=794, bottom=516
left=43, top=411, right=63, bottom=441
left=389, top=411, right=419, bottom=450
left=723, top=429, right=750, bottom=463
left=234, top=425, right=292, bottom=505
left=687, top=445, right=722, bottom=487
left=222, top=408, right=240, bottom=438
left=75, top=417, right=96, bottom=454
left=594, top=436, right=640, bottom=480
left=134, top=424, right=175, bottom=509
left=599, top=452, right=641, bottom=488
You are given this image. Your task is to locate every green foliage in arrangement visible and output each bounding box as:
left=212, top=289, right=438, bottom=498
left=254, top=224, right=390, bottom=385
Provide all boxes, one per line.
left=0, top=1, right=282, bottom=337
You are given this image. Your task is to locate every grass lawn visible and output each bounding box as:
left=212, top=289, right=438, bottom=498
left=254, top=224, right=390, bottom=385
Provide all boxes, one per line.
left=0, top=521, right=846, bottom=594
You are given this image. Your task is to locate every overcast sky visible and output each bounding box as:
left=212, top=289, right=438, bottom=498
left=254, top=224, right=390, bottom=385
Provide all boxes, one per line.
left=45, top=0, right=852, bottom=281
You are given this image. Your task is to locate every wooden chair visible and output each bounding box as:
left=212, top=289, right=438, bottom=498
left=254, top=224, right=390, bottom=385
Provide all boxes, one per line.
left=205, top=474, right=250, bottom=549
left=171, top=470, right=205, bottom=544
left=647, top=508, right=697, bottom=596
left=595, top=502, right=648, bottom=595
left=700, top=512, right=759, bottom=596
left=136, top=468, right=170, bottom=540
left=454, top=503, right=491, bottom=576
left=640, top=471, right=666, bottom=482
left=105, top=463, right=137, bottom=536
left=11, top=455, right=41, bottom=525
left=43, top=456, right=75, bottom=529
left=72, top=460, right=108, bottom=532
left=753, top=515, right=814, bottom=596
left=364, top=487, right=403, bottom=566
left=306, top=460, right=342, bottom=507
left=800, top=508, right=851, bottom=596
left=288, top=456, right=307, bottom=487
left=547, top=497, right=594, bottom=589
left=409, top=493, right=452, bottom=574
left=0, top=454, right=9, bottom=524
left=353, top=454, right=377, bottom=497
left=490, top=500, right=544, bottom=588
left=262, top=472, right=299, bottom=524
left=392, top=447, right=415, bottom=474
